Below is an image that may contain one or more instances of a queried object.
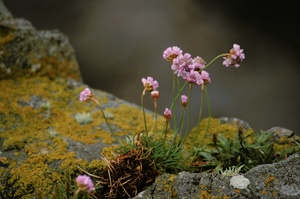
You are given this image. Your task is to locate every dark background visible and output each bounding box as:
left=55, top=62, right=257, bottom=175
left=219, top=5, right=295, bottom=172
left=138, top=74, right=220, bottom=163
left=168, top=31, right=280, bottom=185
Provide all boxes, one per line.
left=3, top=0, right=300, bottom=134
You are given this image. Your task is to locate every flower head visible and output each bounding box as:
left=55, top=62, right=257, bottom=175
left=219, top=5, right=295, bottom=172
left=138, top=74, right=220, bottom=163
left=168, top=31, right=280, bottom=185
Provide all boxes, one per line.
left=223, top=44, right=245, bottom=68
left=151, top=90, right=160, bottom=99
left=200, top=70, right=211, bottom=85
left=185, top=70, right=204, bottom=85
left=192, top=56, right=206, bottom=70
left=80, top=88, right=93, bottom=102
left=141, top=76, right=159, bottom=92
left=163, top=46, right=183, bottom=61
left=171, top=53, right=193, bottom=78
left=76, top=175, right=95, bottom=192
left=163, top=108, right=172, bottom=120
left=181, top=95, right=188, bottom=107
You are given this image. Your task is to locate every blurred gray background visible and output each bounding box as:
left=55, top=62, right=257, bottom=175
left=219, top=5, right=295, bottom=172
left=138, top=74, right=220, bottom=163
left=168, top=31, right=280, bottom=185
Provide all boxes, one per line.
left=4, top=0, right=300, bottom=134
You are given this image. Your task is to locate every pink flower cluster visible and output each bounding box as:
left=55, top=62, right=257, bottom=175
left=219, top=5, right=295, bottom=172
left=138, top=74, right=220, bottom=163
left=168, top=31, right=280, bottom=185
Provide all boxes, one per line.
left=79, top=88, right=93, bottom=102
left=163, top=46, right=210, bottom=86
left=141, top=76, right=159, bottom=92
left=223, top=44, right=245, bottom=68
left=76, top=175, right=95, bottom=192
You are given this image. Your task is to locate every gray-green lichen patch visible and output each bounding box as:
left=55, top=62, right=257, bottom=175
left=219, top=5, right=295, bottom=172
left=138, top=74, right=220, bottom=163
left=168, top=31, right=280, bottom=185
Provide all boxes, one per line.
left=74, top=112, right=93, bottom=125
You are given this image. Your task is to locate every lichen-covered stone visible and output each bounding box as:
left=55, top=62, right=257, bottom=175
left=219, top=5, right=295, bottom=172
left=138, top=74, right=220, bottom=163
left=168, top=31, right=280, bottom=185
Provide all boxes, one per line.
left=134, top=152, right=300, bottom=199
left=0, top=1, right=163, bottom=198
left=0, top=0, right=81, bottom=80
left=1, top=1, right=299, bottom=198
left=0, top=75, right=165, bottom=198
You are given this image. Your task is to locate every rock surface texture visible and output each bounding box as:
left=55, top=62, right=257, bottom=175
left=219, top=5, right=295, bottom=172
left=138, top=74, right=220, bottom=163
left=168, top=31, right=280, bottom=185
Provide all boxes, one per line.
left=0, top=1, right=161, bottom=198
left=134, top=152, right=300, bottom=199
left=0, top=0, right=81, bottom=80
left=0, top=1, right=299, bottom=198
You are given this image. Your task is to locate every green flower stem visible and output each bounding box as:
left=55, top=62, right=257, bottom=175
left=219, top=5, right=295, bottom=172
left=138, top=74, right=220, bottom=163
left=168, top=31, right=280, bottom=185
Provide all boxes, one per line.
left=186, top=84, right=192, bottom=135
left=177, top=83, right=192, bottom=149
left=198, top=88, right=211, bottom=148
left=153, top=99, right=158, bottom=133
left=172, top=74, right=177, bottom=129
left=204, top=53, right=228, bottom=69
left=92, top=98, right=122, bottom=146
left=168, top=107, right=185, bottom=153
left=170, top=81, right=188, bottom=110
left=72, top=188, right=80, bottom=199
left=192, top=86, right=205, bottom=148
left=141, top=91, right=148, bottom=134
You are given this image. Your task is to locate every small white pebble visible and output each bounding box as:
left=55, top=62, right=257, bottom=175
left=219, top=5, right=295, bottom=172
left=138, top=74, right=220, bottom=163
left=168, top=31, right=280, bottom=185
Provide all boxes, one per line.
left=230, top=175, right=250, bottom=189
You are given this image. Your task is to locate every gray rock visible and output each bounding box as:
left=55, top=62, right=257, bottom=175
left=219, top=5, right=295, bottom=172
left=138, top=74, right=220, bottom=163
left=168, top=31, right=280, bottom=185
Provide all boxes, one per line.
left=267, top=127, right=294, bottom=138
left=134, top=152, right=300, bottom=199
left=1, top=1, right=299, bottom=198
left=0, top=0, right=81, bottom=81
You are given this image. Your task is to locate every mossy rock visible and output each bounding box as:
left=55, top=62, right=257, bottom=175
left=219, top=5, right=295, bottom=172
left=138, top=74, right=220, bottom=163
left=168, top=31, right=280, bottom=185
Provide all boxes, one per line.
left=0, top=75, right=168, bottom=198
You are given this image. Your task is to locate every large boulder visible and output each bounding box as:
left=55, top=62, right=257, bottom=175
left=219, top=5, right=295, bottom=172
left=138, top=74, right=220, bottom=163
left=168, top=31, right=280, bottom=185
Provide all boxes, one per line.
left=0, top=0, right=81, bottom=81
left=0, top=1, right=299, bottom=198
left=0, top=1, right=161, bottom=198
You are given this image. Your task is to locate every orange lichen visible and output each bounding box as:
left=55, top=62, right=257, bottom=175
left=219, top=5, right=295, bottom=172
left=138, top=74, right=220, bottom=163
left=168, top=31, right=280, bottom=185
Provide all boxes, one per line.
left=198, top=190, right=230, bottom=199
left=0, top=29, right=14, bottom=44
left=234, top=188, right=240, bottom=193
left=264, top=175, right=276, bottom=189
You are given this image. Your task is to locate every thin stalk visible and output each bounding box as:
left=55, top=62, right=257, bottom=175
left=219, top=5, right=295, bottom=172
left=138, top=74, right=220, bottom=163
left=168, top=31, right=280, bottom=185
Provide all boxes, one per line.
left=168, top=108, right=185, bottom=153
left=204, top=53, right=228, bottom=69
left=141, top=92, right=148, bottom=134
left=170, top=81, right=188, bottom=110
left=172, top=74, right=177, bottom=129
left=177, top=83, right=192, bottom=149
left=186, top=84, right=192, bottom=136
left=72, top=189, right=80, bottom=199
left=92, top=98, right=122, bottom=145
left=197, top=88, right=212, bottom=148
left=149, top=99, right=158, bottom=135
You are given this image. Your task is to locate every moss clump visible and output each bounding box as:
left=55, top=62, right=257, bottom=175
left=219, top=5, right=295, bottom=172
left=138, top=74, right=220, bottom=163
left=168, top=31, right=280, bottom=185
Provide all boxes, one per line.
left=184, top=118, right=253, bottom=152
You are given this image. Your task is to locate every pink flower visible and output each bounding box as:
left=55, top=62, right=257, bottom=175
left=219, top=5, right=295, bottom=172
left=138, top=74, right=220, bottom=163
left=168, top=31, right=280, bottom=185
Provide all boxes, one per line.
left=171, top=53, right=193, bottom=78
left=185, top=70, right=204, bottom=85
left=192, top=56, right=206, bottom=70
left=200, top=70, right=211, bottom=85
left=223, top=44, right=245, bottom=68
left=163, top=46, right=183, bottom=61
left=80, top=88, right=93, bottom=102
left=76, top=175, right=95, bottom=192
left=181, top=95, right=188, bottom=107
left=163, top=108, right=172, bottom=120
left=141, top=76, right=159, bottom=92
left=151, top=90, right=160, bottom=99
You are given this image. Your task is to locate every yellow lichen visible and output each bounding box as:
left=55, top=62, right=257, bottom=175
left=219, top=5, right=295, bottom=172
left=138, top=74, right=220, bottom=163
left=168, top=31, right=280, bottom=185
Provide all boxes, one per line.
left=0, top=75, right=161, bottom=197
left=198, top=190, right=229, bottom=199
left=184, top=118, right=253, bottom=152
left=261, top=190, right=268, bottom=195
left=198, top=190, right=214, bottom=199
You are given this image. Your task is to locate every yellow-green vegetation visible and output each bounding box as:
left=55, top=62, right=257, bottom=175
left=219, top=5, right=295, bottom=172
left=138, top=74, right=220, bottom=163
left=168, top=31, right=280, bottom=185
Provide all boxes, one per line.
left=185, top=118, right=254, bottom=152
left=0, top=76, right=164, bottom=198
left=187, top=118, right=300, bottom=173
